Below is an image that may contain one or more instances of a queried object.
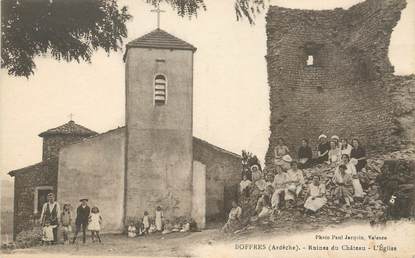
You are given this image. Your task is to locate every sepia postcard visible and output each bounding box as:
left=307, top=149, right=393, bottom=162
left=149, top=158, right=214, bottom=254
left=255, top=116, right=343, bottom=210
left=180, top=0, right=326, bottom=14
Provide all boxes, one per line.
left=1, top=0, right=414, bottom=257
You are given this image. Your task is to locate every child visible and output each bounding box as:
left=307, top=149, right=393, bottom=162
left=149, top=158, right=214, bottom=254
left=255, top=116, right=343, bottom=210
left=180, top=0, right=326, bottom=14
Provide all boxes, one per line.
left=88, top=206, right=102, bottom=243
left=142, top=211, right=150, bottom=235
left=61, top=203, right=72, bottom=244
left=127, top=222, right=137, bottom=238
left=42, top=220, right=57, bottom=245
left=135, top=220, right=143, bottom=236
left=155, top=206, right=163, bottom=232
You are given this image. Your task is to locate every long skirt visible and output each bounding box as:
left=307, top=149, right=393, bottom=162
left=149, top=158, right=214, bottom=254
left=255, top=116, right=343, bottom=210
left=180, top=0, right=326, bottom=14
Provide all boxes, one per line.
left=304, top=197, right=327, bottom=212
left=285, top=184, right=302, bottom=200
left=352, top=179, right=364, bottom=198
left=258, top=207, right=272, bottom=219
left=222, top=218, right=241, bottom=233
left=334, top=186, right=354, bottom=203
left=271, top=188, right=285, bottom=209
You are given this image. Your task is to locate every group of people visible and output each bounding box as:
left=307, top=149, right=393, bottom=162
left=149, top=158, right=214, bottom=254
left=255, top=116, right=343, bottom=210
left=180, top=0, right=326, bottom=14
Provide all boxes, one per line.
left=127, top=206, right=170, bottom=237
left=223, top=134, right=368, bottom=233
left=39, top=193, right=102, bottom=245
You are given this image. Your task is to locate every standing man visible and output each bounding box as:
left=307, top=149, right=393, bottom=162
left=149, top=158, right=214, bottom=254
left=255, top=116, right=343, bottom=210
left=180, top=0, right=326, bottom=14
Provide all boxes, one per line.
left=40, top=193, right=61, bottom=244
left=72, top=198, right=90, bottom=244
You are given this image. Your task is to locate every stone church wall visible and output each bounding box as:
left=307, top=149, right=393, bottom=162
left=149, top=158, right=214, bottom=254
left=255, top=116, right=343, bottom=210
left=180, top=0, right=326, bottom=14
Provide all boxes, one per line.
left=58, top=128, right=125, bottom=233
left=193, top=138, right=242, bottom=221
left=42, top=135, right=85, bottom=161
left=11, top=161, right=58, bottom=237
left=125, top=48, right=194, bottom=221
left=265, top=0, right=410, bottom=165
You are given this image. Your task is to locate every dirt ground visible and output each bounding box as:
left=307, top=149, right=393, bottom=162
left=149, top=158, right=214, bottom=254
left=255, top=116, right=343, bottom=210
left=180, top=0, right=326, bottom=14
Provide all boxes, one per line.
left=1, top=220, right=359, bottom=257
left=3, top=229, right=223, bottom=257
left=3, top=220, right=415, bottom=258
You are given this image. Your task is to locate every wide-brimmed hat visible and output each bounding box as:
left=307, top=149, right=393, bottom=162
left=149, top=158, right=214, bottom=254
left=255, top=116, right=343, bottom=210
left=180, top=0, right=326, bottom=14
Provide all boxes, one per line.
left=79, top=198, right=88, bottom=202
left=331, top=135, right=340, bottom=141
left=250, top=164, right=259, bottom=170
left=318, top=134, right=327, bottom=139
left=350, top=158, right=358, bottom=166
left=282, top=155, right=293, bottom=163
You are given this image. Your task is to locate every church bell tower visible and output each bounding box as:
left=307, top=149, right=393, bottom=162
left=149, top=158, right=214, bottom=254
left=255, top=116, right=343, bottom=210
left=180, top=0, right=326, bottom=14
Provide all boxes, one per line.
left=124, top=28, right=196, bottom=221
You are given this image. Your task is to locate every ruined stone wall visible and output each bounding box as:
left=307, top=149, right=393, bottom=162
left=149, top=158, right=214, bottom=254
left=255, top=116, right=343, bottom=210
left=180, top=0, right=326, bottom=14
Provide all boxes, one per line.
left=265, top=0, right=409, bottom=165
left=387, top=75, right=415, bottom=147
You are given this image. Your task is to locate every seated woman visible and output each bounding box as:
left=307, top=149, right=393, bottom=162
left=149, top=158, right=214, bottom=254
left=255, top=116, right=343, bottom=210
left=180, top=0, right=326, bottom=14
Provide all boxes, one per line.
left=241, top=167, right=252, bottom=181
left=254, top=173, right=268, bottom=192
left=315, top=134, right=330, bottom=164
left=240, top=174, right=252, bottom=197
left=328, top=140, right=341, bottom=165
left=250, top=164, right=262, bottom=182
left=331, top=135, right=340, bottom=147
left=340, top=138, right=352, bottom=157
left=280, top=154, right=293, bottom=172
left=274, top=138, right=290, bottom=166
left=256, top=194, right=272, bottom=219
left=350, top=138, right=367, bottom=172
left=271, top=168, right=288, bottom=210
left=304, top=175, right=327, bottom=213
left=265, top=173, right=274, bottom=189
left=222, top=201, right=242, bottom=233
left=298, top=139, right=313, bottom=169
left=332, top=164, right=354, bottom=207
left=338, top=154, right=365, bottom=198
left=285, top=161, right=305, bottom=202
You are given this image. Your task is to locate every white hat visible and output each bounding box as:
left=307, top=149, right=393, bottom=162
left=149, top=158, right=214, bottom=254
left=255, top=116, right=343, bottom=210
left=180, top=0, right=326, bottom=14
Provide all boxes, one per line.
left=331, top=135, right=340, bottom=140
left=250, top=164, right=259, bottom=170
left=350, top=158, right=358, bottom=166
left=282, top=155, right=293, bottom=163
left=318, top=134, right=327, bottom=139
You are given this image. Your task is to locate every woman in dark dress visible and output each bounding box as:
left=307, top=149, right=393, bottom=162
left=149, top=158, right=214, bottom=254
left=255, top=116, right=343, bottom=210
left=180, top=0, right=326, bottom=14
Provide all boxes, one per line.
left=350, top=138, right=367, bottom=172
left=315, top=134, right=330, bottom=165
left=298, top=139, right=312, bottom=169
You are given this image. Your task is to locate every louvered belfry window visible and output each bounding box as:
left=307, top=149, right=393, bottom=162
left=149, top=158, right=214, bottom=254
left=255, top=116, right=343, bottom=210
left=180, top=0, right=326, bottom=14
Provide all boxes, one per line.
left=154, top=74, right=167, bottom=105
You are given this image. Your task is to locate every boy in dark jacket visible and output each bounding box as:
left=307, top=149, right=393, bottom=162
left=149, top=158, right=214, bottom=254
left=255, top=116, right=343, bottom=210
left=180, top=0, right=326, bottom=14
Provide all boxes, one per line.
left=72, top=198, right=90, bottom=244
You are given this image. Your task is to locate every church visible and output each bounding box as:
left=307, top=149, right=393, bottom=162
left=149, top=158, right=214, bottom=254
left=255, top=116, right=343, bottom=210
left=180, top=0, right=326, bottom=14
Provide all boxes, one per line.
left=9, top=28, right=242, bottom=237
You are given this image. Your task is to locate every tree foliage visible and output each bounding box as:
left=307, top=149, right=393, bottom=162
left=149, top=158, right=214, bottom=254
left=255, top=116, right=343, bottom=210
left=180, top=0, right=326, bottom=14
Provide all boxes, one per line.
left=1, top=0, right=266, bottom=78
left=1, top=0, right=131, bottom=77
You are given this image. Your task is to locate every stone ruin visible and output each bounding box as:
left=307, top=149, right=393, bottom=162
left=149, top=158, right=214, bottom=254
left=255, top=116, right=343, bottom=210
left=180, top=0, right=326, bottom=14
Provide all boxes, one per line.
left=265, top=0, right=415, bottom=165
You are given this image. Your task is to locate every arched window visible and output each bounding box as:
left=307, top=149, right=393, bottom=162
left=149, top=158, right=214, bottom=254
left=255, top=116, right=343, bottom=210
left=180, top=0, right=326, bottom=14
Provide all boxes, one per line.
left=154, top=74, right=167, bottom=105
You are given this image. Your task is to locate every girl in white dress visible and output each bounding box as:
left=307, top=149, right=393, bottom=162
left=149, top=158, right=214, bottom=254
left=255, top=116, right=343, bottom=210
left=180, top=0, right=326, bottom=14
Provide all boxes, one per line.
left=88, top=206, right=102, bottom=243
left=304, top=175, right=327, bottom=213
left=155, top=206, right=163, bottom=232
left=127, top=222, right=137, bottom=238
left=328, top=141, right=341, bottom=164
left=285, top=161, right=305, bottom=202
left=337, top=154, right=365, bottom=198
left=340, top=139, right=353, bottom=157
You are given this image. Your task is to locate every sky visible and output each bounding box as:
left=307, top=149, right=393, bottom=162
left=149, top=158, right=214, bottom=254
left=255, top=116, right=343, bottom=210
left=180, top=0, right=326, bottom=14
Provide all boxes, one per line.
left=1, top=0, right=414, bottom=180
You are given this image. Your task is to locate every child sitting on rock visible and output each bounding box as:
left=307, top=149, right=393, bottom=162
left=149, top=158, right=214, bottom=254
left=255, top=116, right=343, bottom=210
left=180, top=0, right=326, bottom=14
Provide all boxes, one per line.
left=127, top=222, right=137, bottom=238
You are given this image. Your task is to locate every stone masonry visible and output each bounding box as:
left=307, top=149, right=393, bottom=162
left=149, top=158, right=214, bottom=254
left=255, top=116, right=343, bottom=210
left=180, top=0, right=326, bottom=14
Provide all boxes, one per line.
left=265, top=0, right=413, bottom=165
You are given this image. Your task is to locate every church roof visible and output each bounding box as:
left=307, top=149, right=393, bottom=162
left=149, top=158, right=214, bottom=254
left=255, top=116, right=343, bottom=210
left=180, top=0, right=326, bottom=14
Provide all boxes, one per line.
left=38, top=120, right=98, bottom=137
left=126, top=29, right=197, bottom=52
left=8, top=162, right=47, bottom=177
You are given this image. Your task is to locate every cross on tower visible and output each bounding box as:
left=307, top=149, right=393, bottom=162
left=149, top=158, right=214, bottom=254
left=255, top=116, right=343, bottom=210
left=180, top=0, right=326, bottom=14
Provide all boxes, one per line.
left=68, top=113, right=74, bottom=121
left=151, top=3, right=165, bottom=29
